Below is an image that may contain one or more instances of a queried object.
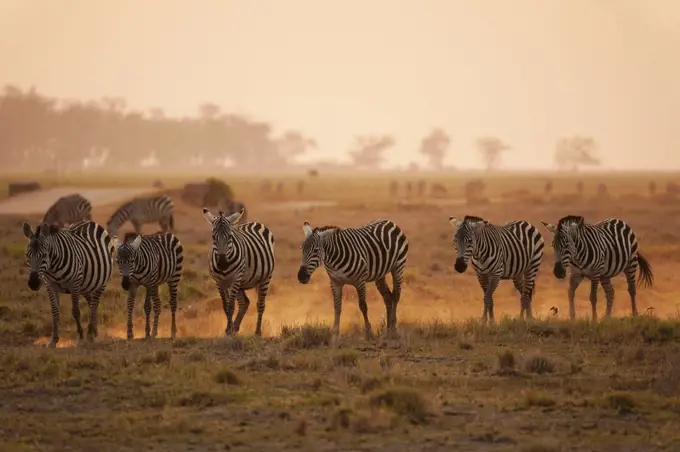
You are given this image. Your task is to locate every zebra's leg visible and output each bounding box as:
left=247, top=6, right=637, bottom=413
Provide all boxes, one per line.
left=233, top=289, right=250, bottom=334
left=624, top=265, right=639, bottom=317
left=601, top=278, right=616, bottom=318
left=477, top=275, right=489, bottom=323
left=224, top=283, right=240, bottom=336
left=567, top=273, right=584, bottom=321
left=168, top=282, right=178, bottom=339
left=521, top=270, right=539, bottom=320
left=126, top=286, right=139, bottom=340
left=46, top=287, right=61, bottom=348
left=512, top=277, right=525, bottom=319
left=217, top=284, right=236, bottom=334
left=390, top=266, right=404, bottom=330
left=254, top=278, right=271, bottom=337
left=588, top=279, right=600, bottom=321
left=375, top=277, right=393, bottom=331
left=484, top=276, right=501, bottom=325
left=356, top=282, right=374, bottom=340
left=143, top=289, right=152, bottom=338
left=71, top=292, right=84, bottom=340
left=150, top=286, right=162, bottom=338
left=85, top=289, right=103, bottom=340
left=330, top=280, right=344, bottom=335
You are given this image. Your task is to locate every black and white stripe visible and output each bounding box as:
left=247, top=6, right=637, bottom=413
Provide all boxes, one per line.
left=297, top=219, right=409, bottom=338
left=542, top=215, right=654, bottom=320
left=449, top=215, right=544, bottom=324
left=106, top=195, right=175, bottom=237
left=43, top=193, right=92, bottom=227
left=202, top=207, right=275, bottom=336
left=112, top=232, right=184, bottom=340
left=22, top=220, right=115, bottom=347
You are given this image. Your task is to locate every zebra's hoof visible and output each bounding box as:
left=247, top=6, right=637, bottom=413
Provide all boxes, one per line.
left=46, top=340, right=57, bottom=349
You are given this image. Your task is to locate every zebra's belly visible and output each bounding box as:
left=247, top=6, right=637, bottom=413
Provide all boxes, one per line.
left=211, top=268, right=268, bottom=290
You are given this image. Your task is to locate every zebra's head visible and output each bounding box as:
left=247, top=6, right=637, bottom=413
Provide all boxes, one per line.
left=298, top=222, right=335, bottom=284
left=203, top=207, right=244, bottom=271
left=22, top=222, right=59, bottom=291
left=449, top=215, right=487, bottom=273
left=541, top=215, right=584, bottom=279
left=112, top=233, right=143, bottom=291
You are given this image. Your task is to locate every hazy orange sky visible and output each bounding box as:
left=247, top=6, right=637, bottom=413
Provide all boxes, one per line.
left=1, top=0, right=678, bottom=170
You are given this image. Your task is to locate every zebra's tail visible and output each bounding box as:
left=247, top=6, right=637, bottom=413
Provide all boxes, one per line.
left=637, top=252, right=654, bottom=288
left=169, top=214, right=175, bottom=232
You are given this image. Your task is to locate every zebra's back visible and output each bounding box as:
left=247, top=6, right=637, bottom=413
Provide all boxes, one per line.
left=63, top=221, right=114, bottom=293
left=329, top=219, right=409, bottom=283
left=209, top=221, right=275, bottom=289
left=472, top=220, right=544, bottom=279
left=580, top=218, right=638, bottom=276
left=43, top=194, right=92, bottom=225
left=138, top=233, right=184, bottom=286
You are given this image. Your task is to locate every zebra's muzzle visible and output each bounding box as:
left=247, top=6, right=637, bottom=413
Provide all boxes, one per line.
left=553, top=263, right=567, bottom=279
left=297, top=267, right=311, bottom=284
left=454, top=258, right=468, bottom=273
left=121, top=276, right=131, bottom=291
left=28, top=272, right=41, bottom=291
left=215, top=254, right=229, bottom=271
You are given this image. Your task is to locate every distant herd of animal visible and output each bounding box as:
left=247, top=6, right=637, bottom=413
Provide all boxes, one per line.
left=20, top=192, right=654, bottom=347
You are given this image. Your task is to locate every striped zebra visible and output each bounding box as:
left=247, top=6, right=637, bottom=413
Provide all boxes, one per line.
left=112, top=232, right=184, bottom=340
left=449, top=215, right=544, bottom=324
left=541, top=215, right=654, bottom=320
left=22, top=220, right=115, bottom=348
left=43, top=193, right=92, bottom=227
left=202, top=207, right=275, bottom=336
left=106, top=195, right=175, bottom=237
left=298, top=219, right=409, bottom=339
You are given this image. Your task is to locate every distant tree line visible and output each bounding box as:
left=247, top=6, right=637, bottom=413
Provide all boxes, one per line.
left=0, top=85, right=317, bottom=172
left=0, top=84, right=603, bottom=172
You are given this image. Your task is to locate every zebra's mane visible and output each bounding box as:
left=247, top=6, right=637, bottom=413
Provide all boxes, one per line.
left=313, top=225, right=342, bottom=233
left=558, top=215, right=584, bottom=227
left=463, top=215, right=485, bottom=223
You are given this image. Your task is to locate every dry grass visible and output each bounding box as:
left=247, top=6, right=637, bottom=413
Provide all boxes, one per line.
left=1, top=170, right=680, bottom=451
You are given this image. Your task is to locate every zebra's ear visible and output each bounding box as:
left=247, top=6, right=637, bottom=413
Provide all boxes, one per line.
left=22, top=222, right=33, bottom=239
left=226, top=208, right=243, bottom=224
left=541, top=222, right=557, bottom=234
left=302, top=222, right=313, bottom=237
left=130, top=235, right=142, bottom=251
left=448, top=217, right=462, bottom=228
left=111, top=235, right=120, bottom=249
left=202, top=208, right=216, bottom=224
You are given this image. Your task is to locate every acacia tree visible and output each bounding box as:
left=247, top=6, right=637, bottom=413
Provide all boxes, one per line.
left=554, top=136, right=601, bottom=172
left=419, top=127, right=450, bottom=170
left=476, top=136, right=510, bottom=171
left=276, top=130, right=317, bottom=164
left=348, top=134, right=395, bottom=170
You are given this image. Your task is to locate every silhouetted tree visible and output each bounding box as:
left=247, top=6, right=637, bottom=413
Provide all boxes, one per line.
left=276, top=130, right=317, bottom=164
left=348, top=134, right=395, bottom=170
left=554, top=136, right=601, bottom=172
left=419, top=127, right=450, bottom=170
left=476, top=136, right=510, bottom=171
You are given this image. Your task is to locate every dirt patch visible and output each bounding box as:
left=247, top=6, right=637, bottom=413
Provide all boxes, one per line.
left=0, top=187, right=161, bottom=216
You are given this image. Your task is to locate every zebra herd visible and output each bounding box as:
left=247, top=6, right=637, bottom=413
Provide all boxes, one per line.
left=21, top=193, right=655, bottom=348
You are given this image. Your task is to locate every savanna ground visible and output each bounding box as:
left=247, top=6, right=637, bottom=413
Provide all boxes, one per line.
left=1, top=171, right=680, bottom=452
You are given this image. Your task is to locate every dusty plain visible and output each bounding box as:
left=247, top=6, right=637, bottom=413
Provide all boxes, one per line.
left=1, top=171, right=680, bottom=452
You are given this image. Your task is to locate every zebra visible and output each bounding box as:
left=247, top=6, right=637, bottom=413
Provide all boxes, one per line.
left=202, top=207, right=275, bottom=336
left=112, top=231, right=184, bottom=340
left=297, top=219, right=409, bottom=339
left=541, top=215, right=654, bottom=320
left=22, top=220, right=115, bottom=347
left=106, top=195, right=175, bottom=237
left=449, top=215, right=544, bottom=324
left=43, top=193, right=92, bottom=227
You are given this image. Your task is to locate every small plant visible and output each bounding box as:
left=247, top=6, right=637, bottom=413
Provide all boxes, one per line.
left=606, top=392, right=635, bottom=414
left=282, top=324, right=333, bottom=349
left=332, top=350, right=359, bottom=367
left=215, top=368, right=243, bottom=385
left=524, top=354, right=555, bottom=375
left=368, top=387, right=431, bottom=424
left=496, top=350, right=517, bottom=376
